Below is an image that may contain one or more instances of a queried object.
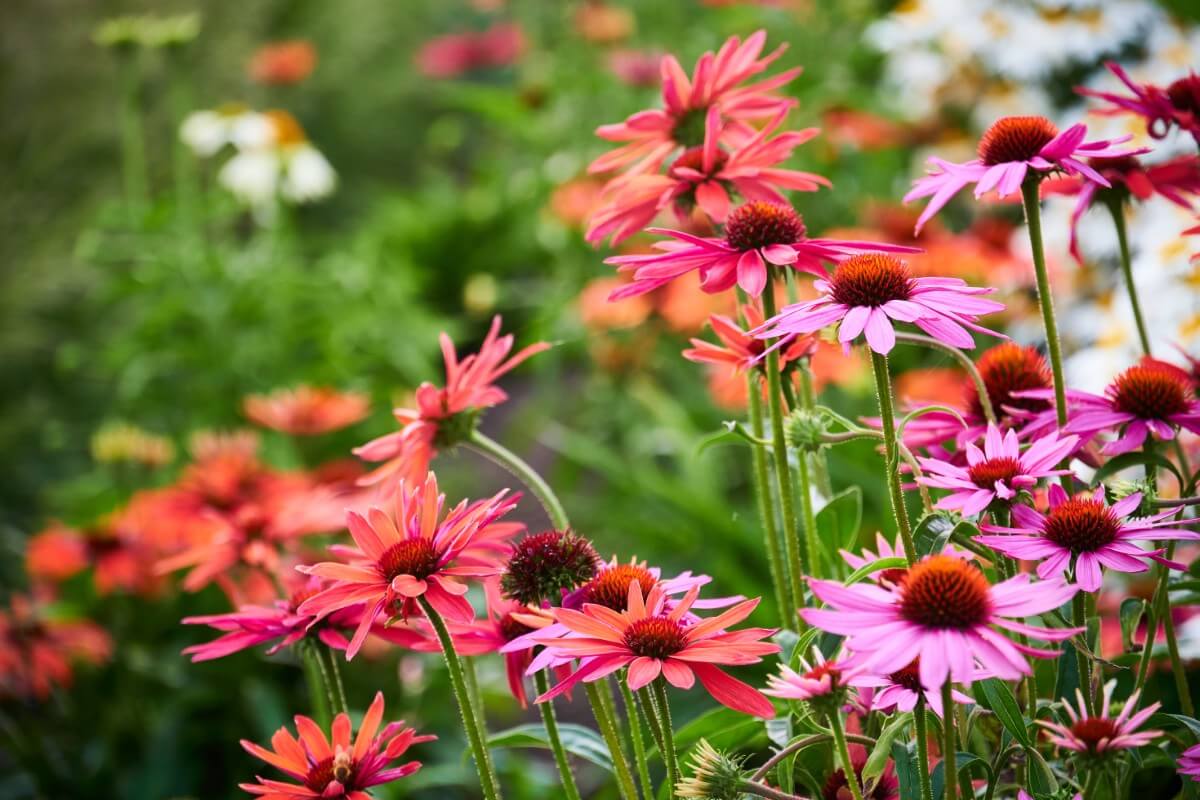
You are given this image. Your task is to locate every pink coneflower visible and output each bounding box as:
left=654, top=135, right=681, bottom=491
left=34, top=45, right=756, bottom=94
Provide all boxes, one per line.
left=762, top=648, right=853, bottom=713
left=607, top=202, right=920, bottom=298
left=590, top=31, right=801, bottom=177
left=297, top=472, right=520, bottom=659
left=916, top=424, right=1077, bottom=516
left=683, top=303, right=817, bottom=374
left=1079, top=63, right=1200, bottom=145
left=533, top=582, right=778, bottom=718
left=353, top=316, right=549, bottom=488
left=586, top=108, right=828, bottom=245
left=803, top=554, right=1080, bottom=689
left=977, top=485, right=1200, bottom=592
left=1180, top=743, right=1200, bottom=782
left=754, top=253, right=1005, bottom=355
left=414, top=22, right=525, bottom=79
left=1039, top=683, right=1161, bottom=760
left=239, top=691, right=434, bottom=798
left=244, top=386, right=370, bottom=436
left=904, top=115, right=1146, bottom=233
left=850, top=658, right=974, bottom=718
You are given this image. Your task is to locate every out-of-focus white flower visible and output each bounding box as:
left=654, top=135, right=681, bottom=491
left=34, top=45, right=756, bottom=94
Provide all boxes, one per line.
left=218, top=149, right=280, bottom=206
left=281, top=144, right=336, bottom=202
left=180, top=105, right=255, bottom=157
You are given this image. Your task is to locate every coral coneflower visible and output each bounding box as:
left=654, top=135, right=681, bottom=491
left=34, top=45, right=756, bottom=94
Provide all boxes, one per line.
left=239, top=691, right=433, bottom=798
left=243, top=386, right=370, bottom=436
left=1039, top=683, right=1161, bottom=761
left=905, top=115, right=1146, bottom=233
left=354, top=316, right=549, bottom=488
left=755, top=253, right=1005, bottom=355
left=499, top=529, right=600, bottom=606
left=1079, top=63, right=1200, bottom=145
left=683, top=303, right=817, bottom=375
left=978, top=485, right=1200, bottom=592
left=533, top=582, right=778, bottom=717
left=298, top=472, right=520, bottom=659
left=607, top=202, right=919, bottom=298
left=0, top=593, right=111, bottom=700
left=916, top=424, right=1077, bottom=516
left=804, top=554, right=1080, bottom=689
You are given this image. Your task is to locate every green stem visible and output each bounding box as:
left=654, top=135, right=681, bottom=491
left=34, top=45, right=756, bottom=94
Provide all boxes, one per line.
left=894, top=331, right=997, bottom=423
left=914, top=695, right=934, bottom=800
left=463, top=656, right=487, bottom=730
left=649, top=678, right=679, bottom=794
left=829, top=712, right=866, bottom=800
left=467, top=429, right=569, bottom=530
left=534, top=670, right=583, bottom=800
left=738, top=781, right=809, bottom=800
left=795, top=437, right=822, bottom=583
left=300, top=642, right=333, bottom=728
left=419, top=597, right=503, bottom=800
left=1106, top=197, right=1152, bottom=356
left=942, top=683, right=958, bottom=800
left=869, top=350, right=916, bottom=565
left=585, top=682, right=640, bottom=800
left=1072, top=592, right=1095, bottom=716
left=748, top=368, right=794, bottom=626
left=1020, top=180, right=1068, bottom=429
left=1161, top=541, right=1195, bottom=716
left=762, top=285, right=807, bottom=615
left=635, top=686, right=667, bottom=764
left=324, top=645, right=349, bottom=715
left=619, top=678, right=653, bottom=800
left=798, top=361, right=834, bottom=497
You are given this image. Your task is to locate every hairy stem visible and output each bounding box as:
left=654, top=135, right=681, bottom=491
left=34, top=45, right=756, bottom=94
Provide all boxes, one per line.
left=649, top=678, right=679, bottom=795
left=829, top=712, right=866, bottom=800
left=914, top=695, right=934, bottom=800
left=619, top=677, right=653, bottom=800
left=748, top=368, right=794, bottom=626
left=1106, top=197, right=1152, bottom=356
left=1020, top=180, right=1068, bottom=428
left=585, top=682, right=640, bottom=800
left=895, top=331, right=996, bottom=423
left=942, top=683, right=958, bottom=800
left=870, top=350, right=916, bottom=564
left=534, top=670, right=582, bottom=800
left=300, top=641, right=333, bottom=728
left=467, top=429, right=569, bottom=530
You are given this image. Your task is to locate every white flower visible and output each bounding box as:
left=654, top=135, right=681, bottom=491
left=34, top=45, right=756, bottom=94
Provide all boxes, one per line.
left=218, top=150, right=280, bottom=206
left=180, top=110, right=232, bottom=157
left=282, top=144, right=336, bottom=202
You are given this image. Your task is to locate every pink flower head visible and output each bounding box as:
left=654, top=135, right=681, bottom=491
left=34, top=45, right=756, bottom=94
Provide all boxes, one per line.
left=239, top=691, right=434, bottom=798
left=916, top=424, right=1077, bottom=517
left=803, top=554, right=1081, bottom=690
left=589, top=31, right=802, bottom=177
left=762, top=647, right=853, bottom=703
left=904, top=115, right=1147, bottom=234
left=1039, top=682, right=1162, bottom=758
left=297, top=472, right=521, bottom=659
left=353, top=316, right=549, bottom=488
left=978, top=484, right=1200, bottom=592
left=754, top=253, right=1005, bottom=355
left=683, top=303, right=817, bottom=374
left=607, top=201, right=920, bottom=299
left=1180, top=743, right=1200, bottom=782
left=414, top=22, right=525, bottom=79
left=532, top=581, right=779, bottom=718
left=1078, top=62, right=1200, bottom=146
left=586, top=108, right=829, bottom=246
left=849, top=658, right=975, bottom=718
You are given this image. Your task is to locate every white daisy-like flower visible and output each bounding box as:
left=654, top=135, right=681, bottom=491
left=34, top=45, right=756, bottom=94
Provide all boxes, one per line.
left=218, top=149, right=280, bottom=207
left=282, top=144, right=337, bottom=203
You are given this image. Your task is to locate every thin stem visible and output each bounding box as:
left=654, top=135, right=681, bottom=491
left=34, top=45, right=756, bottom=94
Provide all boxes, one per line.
left=798, top=361, right=834, bottom=497
left=419, top=597, right=503, bottom=800
left=619, top=678, right=653, bottom=800
left=914, top=695, right=934, bottom=800
left=585, top=682, right=640, bottom=800
left=1072, top=593, right=1095, bottom=716
left=534, top=670, right=583, bottom=800
left=738, top=781, right=809, bottom=800
left=635, top=686, right=667, bottom=764
left=895, top=332, right=996, bottom=423
left=467, top=429, right=569, bottom=530
left=749, top=733, right=875, bottom=782
left=748, top=368, right=794, bottom=626
left=300, top=642, right=333, bottom=728
left=324, top=645, right=349, bottom=715
left=1106, top=197, right=1152, bottom=356
left=870, top=350, right=916, bottom=564
left=1161, top=541, right=1196, bottom=716
left=829, top=713, right=866, bottom=800
left=942, top=683, right=958, bottom=800
left=649, top=678, right=679, bottom=794
left=795, top=436, right=821, bottom=584
left=762, top=285, right=807, bottom=614
left=463, top=655, right=486, bottom=725
left=1020, top=180, right=1068, bottom=428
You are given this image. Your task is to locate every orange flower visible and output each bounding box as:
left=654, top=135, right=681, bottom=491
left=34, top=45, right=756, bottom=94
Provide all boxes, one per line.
left=244, top=386, right=371, bottom=436
left=25, top=524, right=88, bottom=583
left=248, top=40, right=317, bottom=85
left=574, top=2, right=634, bottom=45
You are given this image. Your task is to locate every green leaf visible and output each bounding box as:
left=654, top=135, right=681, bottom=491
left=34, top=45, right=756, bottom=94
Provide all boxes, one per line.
left=1093, top=451, right=1185, bottom=489
left=766, top=716, right=792, bottom=748
left=1120, top=597, right=1148, bottom=653
left=1026, top=747, right=1059, bottom=794
left=976, top=678, right=1032, bottom=747
left=671, top=706, right=766, bottom=753
left=1149, top=712, right=1200, bottom=739
left=912, top=511, right=957, bottom=558
left=815, top=486, right=863, bottom=573
left=844, top=556, right=907, bottom=586
left=696, top=420, right=766, bottom=454
left=862, top=712, right=911, bottom=782
left=890, top=740, right=917, bottom=800
left=486, top=723, right=613, bottom=771
left=931, top=752, right=994, bottom=800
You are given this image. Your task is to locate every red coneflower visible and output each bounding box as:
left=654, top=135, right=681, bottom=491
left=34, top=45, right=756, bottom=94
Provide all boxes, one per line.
left=1079, top=62, right=1200, bottom=146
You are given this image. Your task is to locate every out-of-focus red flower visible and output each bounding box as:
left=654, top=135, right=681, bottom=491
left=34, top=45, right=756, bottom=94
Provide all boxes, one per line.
left=0, top=593, right=111, bottom=700
left=549, top=176, right=605, bottom=228
left=415, top=22, right=526, bottom=79
left=574, top=2, right=634, bottom=45
left=821, top=106, right=906, bottom=151
left=25, top=524, right=89, bottom=583
left=243, top=385, right=371, bottom=436
left=248, top=40, right=317, bottom=85
left=578, top=277, right=653, bottom=332
left=895, top=367, right=964, bottom=408
left=607, top=50, right=661, bottom=87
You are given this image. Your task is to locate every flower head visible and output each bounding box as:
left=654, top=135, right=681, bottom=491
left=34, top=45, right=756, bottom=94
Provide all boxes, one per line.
left=763, top=648, right=852, bottom=717
left=239, top=691, right=433, bottom=798
left=683, top=303, right=816, bottom=375
left=354, top=316, right=549, bottom=488
left=589, top=31, right=801, bottom=177
left=978, top=484, right=1200, bottom=592
left=905, top=115, right=1146, bottom=233
left=849, top=658, right=974, bottom=719
left=1180, top=743, right=1200, bottom=782
left=821, top=744, right=899, bottom=800
left=607, top=202, right=920, bottom=298
left=1039, top=682, right=1161, bottom=761
left=0, top=593, right=111, bottom=700
left=244, top=386, right=370, bottom=436
left=298, top=472, right=520, bottom=659
left=499, top=530, right=600, bottom=606
left=804, top=554, right=1080, bottom=689
left=533, top=581, right=779, bottom=717
left=676, top=739, right=747, bottom=800
left=1078, top=62, right=1200, bottom=145
left=755, top=253, right=1005, bottom=355
left=414, top=22, right=525, bottom=79
left=248, top=40, right=316, bottom=85
left=917, top=424, right=1077, bottom=516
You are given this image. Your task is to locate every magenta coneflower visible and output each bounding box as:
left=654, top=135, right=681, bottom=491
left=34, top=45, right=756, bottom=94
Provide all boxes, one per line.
left=589, top=31, right=801, bottom=177
left=803, top=554, right=1080, bottom=689
left=683, top=303, right=817, bottom=375
left=1079, top=62, right=1200, bottom=145
left=850, top=658, right=975, bottom=718
left=1180, top=743, right=1200, bottom=782
left=607, top=202, right=919, bottom=298
left=916, top=424, right=1077, bottom=517
left=977, top=485, right=1200, bottom=592
left=762, top=648, right=852, bottom=703
left=297, top=473, right=520, bottom=658
left=586, top=107, right=829, bottom=245
left=754, top=253, right=1005, bottom=355
left=904, top=115, right=1146, bottom=233
left=1040, top=683, right=1161, bottom=760
left=822, top=744, right=899, bottom=800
